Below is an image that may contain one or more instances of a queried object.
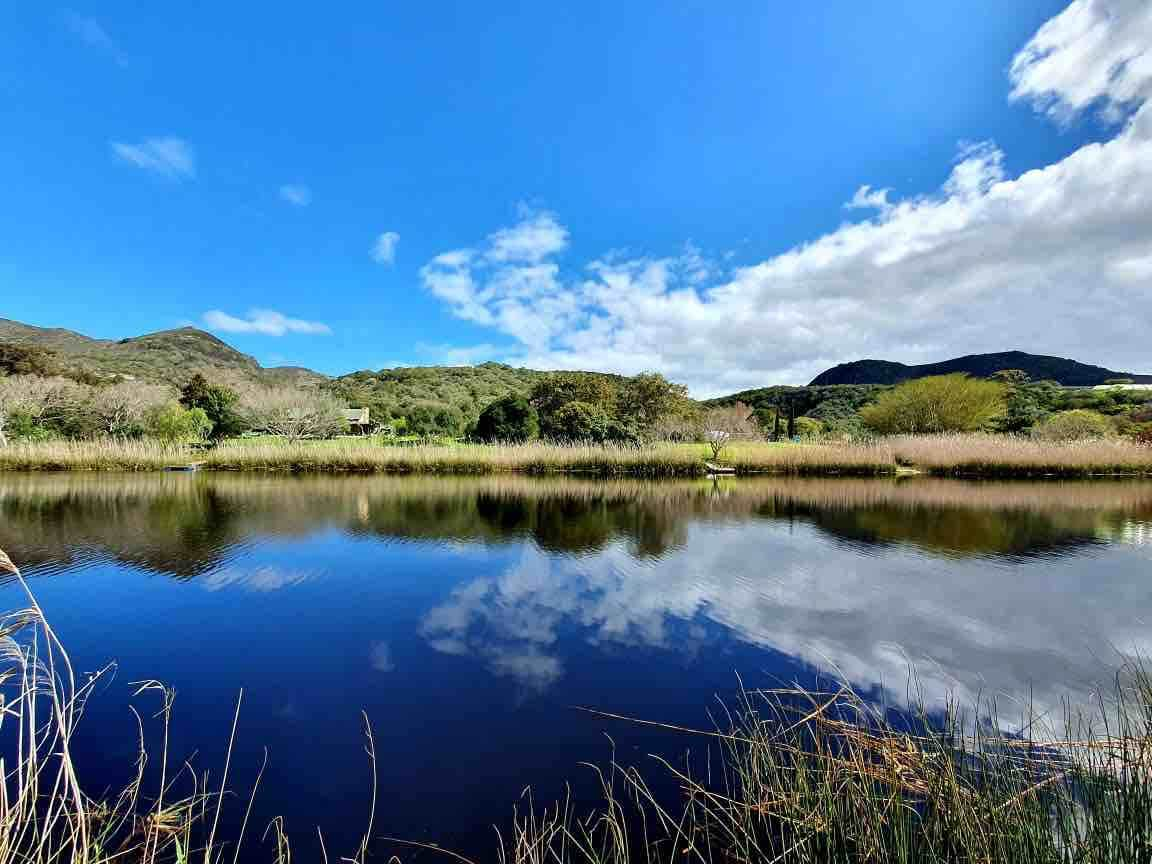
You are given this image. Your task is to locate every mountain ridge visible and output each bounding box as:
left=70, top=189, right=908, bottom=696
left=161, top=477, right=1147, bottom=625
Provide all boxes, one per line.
left=810, top=351, right=1152, bottom=387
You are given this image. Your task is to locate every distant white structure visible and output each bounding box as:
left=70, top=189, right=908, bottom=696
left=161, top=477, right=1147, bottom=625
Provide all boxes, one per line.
left=1091, top=384, right=1152, bottom=391
left=342, top=407, right=372, bottom=435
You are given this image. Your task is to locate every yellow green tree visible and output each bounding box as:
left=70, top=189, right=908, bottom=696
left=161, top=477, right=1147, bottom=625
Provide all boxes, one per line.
left=860, top=374, right=1006, bottom=434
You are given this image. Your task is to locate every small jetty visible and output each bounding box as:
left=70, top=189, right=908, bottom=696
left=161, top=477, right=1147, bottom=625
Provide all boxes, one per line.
left=705, top=462, right=736, bottom=475
left=163, top=462, right=204, bottom=473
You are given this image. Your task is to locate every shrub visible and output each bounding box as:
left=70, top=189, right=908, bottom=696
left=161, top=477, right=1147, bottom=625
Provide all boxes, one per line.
left=474, top=395, right=539, bottom=442
left=1032, top=409, right=1116, bottom=442
left=792, top=416, right=825, bottom=439
left=860, top=374, right=1005, bottom=435
left=145, top=403, right=213, bottom=443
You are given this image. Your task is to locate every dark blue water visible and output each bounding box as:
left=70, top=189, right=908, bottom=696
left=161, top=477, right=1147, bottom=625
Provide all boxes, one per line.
left=1, top=474, right=1149, bottom=861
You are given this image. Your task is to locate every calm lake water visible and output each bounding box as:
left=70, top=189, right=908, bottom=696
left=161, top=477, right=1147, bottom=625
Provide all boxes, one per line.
left=1, top=473, right=1150, bottom=860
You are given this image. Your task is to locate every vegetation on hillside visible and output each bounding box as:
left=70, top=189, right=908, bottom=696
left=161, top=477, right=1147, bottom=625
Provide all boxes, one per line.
left=810, top=349, right=1152, bottom=386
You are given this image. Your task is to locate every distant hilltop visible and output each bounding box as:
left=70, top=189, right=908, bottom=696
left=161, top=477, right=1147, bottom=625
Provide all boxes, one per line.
left=809, top=351, right=1152, bottom=387
left=0, top=318, right=329, bottom=387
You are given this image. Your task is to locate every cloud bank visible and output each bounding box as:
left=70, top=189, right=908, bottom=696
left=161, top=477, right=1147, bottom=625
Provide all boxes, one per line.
left=202, top=309, right=331, bottom=336
left=420, top=0, right=1152, bottom=394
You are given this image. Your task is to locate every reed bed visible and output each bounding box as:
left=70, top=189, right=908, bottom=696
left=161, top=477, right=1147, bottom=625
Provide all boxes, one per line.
left=2, top=435, right=1149, bottom=478
left=499, top=667, right=1152, bottom=864
left=0, top=547, right=378, bottom=864
left=0, top=439, right=185, bottom=472
left=202, top=440, right=899, bottom=477
left=891, top=433, right=1152, bottom=477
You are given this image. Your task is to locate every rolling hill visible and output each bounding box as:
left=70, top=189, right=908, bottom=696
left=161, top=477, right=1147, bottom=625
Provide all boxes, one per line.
left=810, top=351, right=1152, bottom=387
left=0, top=318, right=328, bottom=386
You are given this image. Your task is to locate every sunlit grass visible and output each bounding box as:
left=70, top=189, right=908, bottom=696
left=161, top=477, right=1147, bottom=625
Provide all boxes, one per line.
left=1, top=434, right=1149, bottom=477
left=891, top=433, right=1152, bottom=477
left=0, top=439, right=185, bottom=471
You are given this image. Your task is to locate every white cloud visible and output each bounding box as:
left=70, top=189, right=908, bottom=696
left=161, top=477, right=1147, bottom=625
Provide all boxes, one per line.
left=111, top=137, right=195, bottom=180
left=418, top=0, right=1152, bottom=396
left=279, top=184, right=311, bottom=207
left=202, top=309, right=331, bottom=336
left=485, top=209, right=568, bottom=263
left=844, top=185, right=892, bottom=213
left=67, top=14, right=128, bottom=66
left=371, top=231, right=400, bottom=265
left=1009, top=0, right=1152, bottom=121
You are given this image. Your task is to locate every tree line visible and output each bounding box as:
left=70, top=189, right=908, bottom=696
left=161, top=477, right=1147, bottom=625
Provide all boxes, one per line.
left=3, top=339, right=1150, bottom=448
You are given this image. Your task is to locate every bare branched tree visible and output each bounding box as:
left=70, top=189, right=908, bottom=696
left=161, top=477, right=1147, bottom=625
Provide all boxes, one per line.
left=88, top=382, right=172, bottom=438
left=0, top=376, right=91, bottom=445
left=702, top=401, right=759, bottom=460
left=239, top=387, right=348, bottom=442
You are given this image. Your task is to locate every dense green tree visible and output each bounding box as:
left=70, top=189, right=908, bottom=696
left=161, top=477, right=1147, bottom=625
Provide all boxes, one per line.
left=616, top=372, right=690, bottom=433
left=180, top=374, right=244, bottom=439
left=530, top=373, right=618, bottom=432
left=474, top=395, right=539, bottom=442
left=406, top=403, right=465, bottom=438
left=860, top=374, right=1006, bottom=435
left=549, top=401, right=613, bottom=442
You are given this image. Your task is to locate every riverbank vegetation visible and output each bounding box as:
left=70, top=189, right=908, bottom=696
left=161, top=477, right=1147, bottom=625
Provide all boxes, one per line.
left=3, top=338, right=1152, bottom=477
left=2, top=543, right=1150, bottom=863
left=2, top=434, right=1151, bottom=477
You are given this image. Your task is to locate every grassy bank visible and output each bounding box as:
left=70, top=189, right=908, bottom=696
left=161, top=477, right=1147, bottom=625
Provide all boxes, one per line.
left=203, top=439, right=898, bottom=476
left=1, top=435, right=1150, bottom=477
left=892, top=433, right=1152, bottom=477
left=2, top=540, right=1150, bottom=863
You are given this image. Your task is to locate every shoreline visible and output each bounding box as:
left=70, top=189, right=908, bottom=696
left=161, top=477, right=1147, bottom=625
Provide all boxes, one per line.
left=1, top=435, right=1151, bottom=479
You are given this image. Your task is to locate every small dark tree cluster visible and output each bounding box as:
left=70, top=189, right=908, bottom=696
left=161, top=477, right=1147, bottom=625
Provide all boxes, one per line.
left=473, top=395, right=539, bottom=442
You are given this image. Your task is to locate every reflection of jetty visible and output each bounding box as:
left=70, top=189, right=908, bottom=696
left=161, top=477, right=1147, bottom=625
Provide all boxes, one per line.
left=1119, top=521, right=1152, bottom=546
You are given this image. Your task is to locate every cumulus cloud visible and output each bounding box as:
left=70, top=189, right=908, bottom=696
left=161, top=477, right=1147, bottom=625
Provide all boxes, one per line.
left=111, top=137, right=195, bottom=180
left=1009, top=0, right=1152, bottom=121
left=371, top=231, right=400, bottom=265
left=67, top=14, right=128, bottom=66
left=279, top=184, right=311, bottom=207
left=202, top=309, right=331, bottom=336
left=419, top=0, right=1152, bottom=395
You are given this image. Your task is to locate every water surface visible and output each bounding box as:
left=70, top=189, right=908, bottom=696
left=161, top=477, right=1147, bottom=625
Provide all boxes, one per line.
left=1, top=473, right=1149, bottom=860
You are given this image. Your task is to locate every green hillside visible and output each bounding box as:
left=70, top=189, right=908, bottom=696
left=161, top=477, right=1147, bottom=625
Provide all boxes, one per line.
left=0, top=319, right=327, bottom=386
left=810, top=351, right=1152, bottom=387
left=331, top=363, right=625, bottom=426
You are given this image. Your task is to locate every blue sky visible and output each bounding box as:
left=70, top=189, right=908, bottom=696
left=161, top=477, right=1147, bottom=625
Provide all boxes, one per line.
left=3, top=1, right=1150, bottom=393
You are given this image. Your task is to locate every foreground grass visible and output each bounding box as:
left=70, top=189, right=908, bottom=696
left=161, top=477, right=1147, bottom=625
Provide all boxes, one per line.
left=2, top=538, right=1151, bottom=862
left=0, top=434, right=1149, bottom=477
left=502, top=669, right=1152, bottom=864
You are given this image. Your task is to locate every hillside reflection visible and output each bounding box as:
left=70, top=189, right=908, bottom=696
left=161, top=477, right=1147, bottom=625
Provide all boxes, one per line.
left=2, top=473, right=1150, bottom=579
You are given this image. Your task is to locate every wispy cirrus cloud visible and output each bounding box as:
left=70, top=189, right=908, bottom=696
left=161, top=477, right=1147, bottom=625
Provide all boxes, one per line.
left=66, top=13, right=128, bottom=66
left=111, top=137, right=195, bottom=180
left=202, top=309, right=331, bottom=336
left=279, top=184, right=311, bottom=207
left=419, top=0, right=1152, bottom=395
left=371, top=231, right=400, bottom=265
